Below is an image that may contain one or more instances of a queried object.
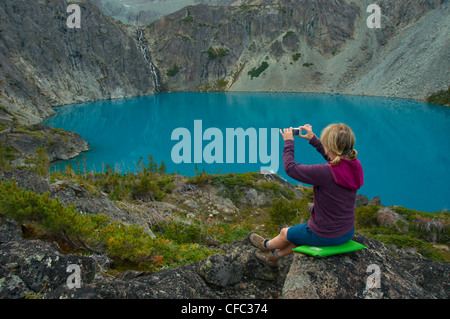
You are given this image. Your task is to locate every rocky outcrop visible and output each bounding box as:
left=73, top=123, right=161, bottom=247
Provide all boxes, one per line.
left=2, top=124, right=89, bottom=166
left=0, top=170, right=448, bottom=299
left=49, top=179, right=157, bottom=237
left=1, top=222, right=448, bottom=299
left=283, top=233, right=449, bottom=299
left=0, top=170, right=157, bottom=238
left=0, top=239, right=97, bottom=298
left=0, top=0, right=157, bottom=125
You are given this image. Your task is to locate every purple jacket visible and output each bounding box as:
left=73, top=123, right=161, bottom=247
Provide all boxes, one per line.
left=282, top=136, right=364, bottom=238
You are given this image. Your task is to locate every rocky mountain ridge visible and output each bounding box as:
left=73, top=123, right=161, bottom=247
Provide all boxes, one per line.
left=0, top=0, right=157, bottom=125
left=144, top=0, right=449, bottom=100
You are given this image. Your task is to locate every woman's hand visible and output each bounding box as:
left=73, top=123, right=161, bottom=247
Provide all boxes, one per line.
left=280, top=127, right=294, bottom=141
left=299, top=124, right=315, bottom=141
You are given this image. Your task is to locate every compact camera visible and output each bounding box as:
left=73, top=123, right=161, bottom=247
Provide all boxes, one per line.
left=292, top=128, right=301, bottom=136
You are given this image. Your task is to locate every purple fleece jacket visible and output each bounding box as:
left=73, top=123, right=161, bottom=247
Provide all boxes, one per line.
left=283, top=136, right=364, bottom=238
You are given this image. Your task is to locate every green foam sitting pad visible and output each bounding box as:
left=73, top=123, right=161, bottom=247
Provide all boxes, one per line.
left=292, top=240, right=366, bottom=258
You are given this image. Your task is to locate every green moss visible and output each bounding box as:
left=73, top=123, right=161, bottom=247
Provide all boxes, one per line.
left=174, top=33, right=191, bottom=41
left=180, top=12, right=194, bottom=25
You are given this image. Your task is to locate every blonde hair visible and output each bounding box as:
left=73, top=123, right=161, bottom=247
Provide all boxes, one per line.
left=320, top=123, right=358, bottom=166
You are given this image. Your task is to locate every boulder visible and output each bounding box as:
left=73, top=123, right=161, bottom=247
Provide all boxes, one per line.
left=377, top=207, right=409, bottom=231
left=282, top=233, right=449, bottom=299
left=0, top=240, right=96, bottom=298
left=0, top=216, right=23, bottom=244
left=196, top=254, right=243, bottom=287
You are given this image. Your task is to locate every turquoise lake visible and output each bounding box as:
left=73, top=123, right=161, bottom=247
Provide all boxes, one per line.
left=44, top=92, right=450, bottom=213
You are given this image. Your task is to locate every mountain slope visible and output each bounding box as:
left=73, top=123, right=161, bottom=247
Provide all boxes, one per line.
left=0, top=0, right=157, bottom=125
left=145, top=0, right=448, bottom=100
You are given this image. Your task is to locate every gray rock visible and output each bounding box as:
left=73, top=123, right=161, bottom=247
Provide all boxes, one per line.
left=355, top=194, right=369, bottom=208
left=0, top=240, right=96, bottom=298
left=0, top=216, right=23, bottom=244
left=0, top=170, right=50, bottom=194
left=5, top=124, right=89, bottom=162
left=47, top=264, right=218, bottom=299
left=50, top=180, right=156, bottom=237
left=282, top=233, right=449, bottom=299
left=0, top=229, right=448, bottom=299
left=377, top=207, right=409, bottom=231
left=197, top=254, right=243, bottom=287
left=368, top=195, right=382, bottom=206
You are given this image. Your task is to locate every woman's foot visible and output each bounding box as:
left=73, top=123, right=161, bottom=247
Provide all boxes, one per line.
left=247, top=232, right=270, bottom=252
left=253, top=249, right=278, bottom=267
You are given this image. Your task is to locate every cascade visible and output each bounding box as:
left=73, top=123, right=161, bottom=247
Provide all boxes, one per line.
left=137, top=29, right=161, bottom=92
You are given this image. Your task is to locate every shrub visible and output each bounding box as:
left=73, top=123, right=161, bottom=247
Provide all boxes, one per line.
left=0, top=178, right=110, bottom=252
left=156, top=220, right=248, bottom=245
left=373, top=234, right=443, bottom=261
left=426, top=86, right=449, bottom=106
left=248, top=62, right=269, bottom=79
left=211, top=172, right=259, bottom=204
left=28, top=146, right=50, bottom=178
left=131, top=174, right=164, bottom=201
left=355, top=205, right=379, bottom=228
left=0, top=143, right=12, bottom=171
left=268, top=197, right=310, bottom=231
left=0, top=179, right=215, bottom=271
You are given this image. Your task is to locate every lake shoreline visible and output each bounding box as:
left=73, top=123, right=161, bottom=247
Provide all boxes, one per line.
left=39, top=92, right=450, bottom=213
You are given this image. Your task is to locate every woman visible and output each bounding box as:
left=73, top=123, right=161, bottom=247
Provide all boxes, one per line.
left=248, top=123, right=364, bottom=266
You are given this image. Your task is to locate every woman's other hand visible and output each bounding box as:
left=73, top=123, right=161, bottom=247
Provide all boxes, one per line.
left=299, top=124, right=314, bottom=141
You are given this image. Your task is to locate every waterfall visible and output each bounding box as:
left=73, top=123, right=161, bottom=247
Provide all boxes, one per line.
left=137, top=29, right=161, bottom=92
